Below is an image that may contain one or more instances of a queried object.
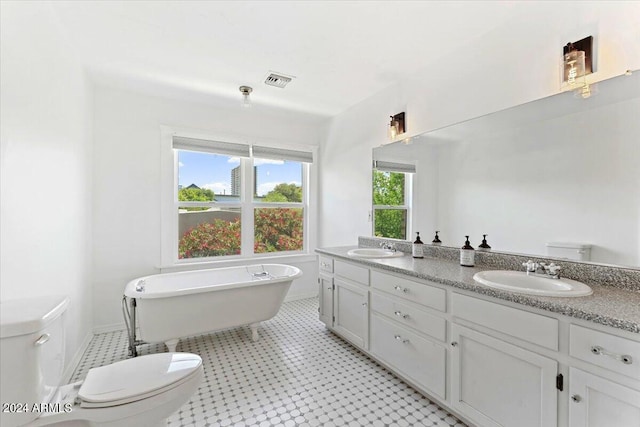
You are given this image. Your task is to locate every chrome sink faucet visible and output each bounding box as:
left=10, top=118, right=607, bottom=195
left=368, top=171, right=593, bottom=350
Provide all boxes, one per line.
left=522, top=260, right=562, bottom=279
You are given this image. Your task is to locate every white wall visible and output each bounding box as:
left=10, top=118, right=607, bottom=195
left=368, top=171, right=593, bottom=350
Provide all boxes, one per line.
left=319, top=2, right=640, bottom=248
left=424, top=97, right=640, bottom=266
left=0, top=2, right=93, bottom=373
left=92, top=85, right=328, bottom=330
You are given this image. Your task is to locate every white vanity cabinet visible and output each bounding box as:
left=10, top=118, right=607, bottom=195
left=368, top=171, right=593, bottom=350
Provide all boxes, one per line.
left=318, top=274, right=333, bottom=327
left=318, top=256, right=334, bottom=327
left=316, top=253, right=640, bottom=427
left=567, top=325, right=640, bottom=427
left=450, top=324, right=558, bottom=427
left=325, top=259, right=370, bottom=349
left=450, top=293, right=559, bottom=427
left=369, top=270, right=448, bottom=399
left=333, top=277, right=369, bottom=348
left=568, top=368, right=640, bottom=427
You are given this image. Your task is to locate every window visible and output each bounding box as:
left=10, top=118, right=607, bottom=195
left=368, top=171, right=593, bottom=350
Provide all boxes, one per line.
left=164, top=135, right=313, bottom=263
left=372, top=160, right=414, bottom=240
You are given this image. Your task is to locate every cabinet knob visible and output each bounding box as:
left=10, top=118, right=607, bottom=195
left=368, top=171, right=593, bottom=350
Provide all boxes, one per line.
left=571, top=394, right=582, bottom=403
left=362, top=302, right=368, bottom=307
left=451, top=341, right=458, bottom=347
left=394, top=285, right=409, bottom=293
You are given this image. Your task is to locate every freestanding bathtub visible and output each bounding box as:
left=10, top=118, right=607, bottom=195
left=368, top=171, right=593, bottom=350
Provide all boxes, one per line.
left=123, top=264, right=302, bottom=356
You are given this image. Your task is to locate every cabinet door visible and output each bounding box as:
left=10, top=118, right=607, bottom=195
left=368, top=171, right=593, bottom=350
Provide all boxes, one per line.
left=451, top=324, right=558, bottom=427
left=333, top=278, right=369, bottom=349
left=569, top=367, right=640, bottom=427
left=319, top=275, right=333, bottom=327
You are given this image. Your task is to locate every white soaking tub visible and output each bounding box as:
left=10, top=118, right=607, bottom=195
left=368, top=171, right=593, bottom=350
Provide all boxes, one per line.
left=123, top=264, right=302, bottom=355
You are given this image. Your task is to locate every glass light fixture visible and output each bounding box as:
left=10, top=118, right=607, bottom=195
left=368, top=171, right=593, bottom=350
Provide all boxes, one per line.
left=239, top=86, right=253, bottom=108
left=562, top=37, right=593, bottom=99
left=388, top=112, right=405, bottom=141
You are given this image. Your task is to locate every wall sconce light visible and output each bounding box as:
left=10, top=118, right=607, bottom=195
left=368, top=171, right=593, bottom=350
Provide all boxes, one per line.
left=239, top=85, right=253, bottom=108
left=562, top=36, right=593, bottom=98
left=388, top=112, right=405, bottom=140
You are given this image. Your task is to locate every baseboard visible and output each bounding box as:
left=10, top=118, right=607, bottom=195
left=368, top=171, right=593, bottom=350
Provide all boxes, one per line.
left=62, top=332, right=93, bottom=383
left=93, top=322, right=126, bottom=334
left=284, top=291, right=318, bottom=302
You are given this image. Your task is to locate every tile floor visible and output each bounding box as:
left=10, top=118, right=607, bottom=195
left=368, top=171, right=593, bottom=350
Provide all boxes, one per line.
left=73, top=298, right=467, bottom=427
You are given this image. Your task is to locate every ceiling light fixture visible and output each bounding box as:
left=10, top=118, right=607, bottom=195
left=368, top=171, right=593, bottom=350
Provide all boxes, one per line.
left=388, top=112, right=405, bottom=141
left=239, top=86, right=253, bottom=108
left=562, top=36, right=593, bottom=99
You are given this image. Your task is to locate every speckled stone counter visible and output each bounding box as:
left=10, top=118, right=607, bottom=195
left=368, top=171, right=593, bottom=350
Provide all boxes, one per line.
left=316, top=246, right=640, bottom=334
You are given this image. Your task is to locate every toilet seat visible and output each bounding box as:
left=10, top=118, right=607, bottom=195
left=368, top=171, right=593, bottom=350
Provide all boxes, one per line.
left=78, top=352, right=202, bottom=408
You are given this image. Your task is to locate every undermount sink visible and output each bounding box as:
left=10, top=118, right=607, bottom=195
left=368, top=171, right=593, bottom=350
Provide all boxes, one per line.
left=347, top=248, right=404, bottom=258
left=473, top=270, right=592, bottom=297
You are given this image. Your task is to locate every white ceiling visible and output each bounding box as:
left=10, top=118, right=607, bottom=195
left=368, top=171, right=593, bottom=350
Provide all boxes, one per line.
left=52, top=1, right=535, bottom=117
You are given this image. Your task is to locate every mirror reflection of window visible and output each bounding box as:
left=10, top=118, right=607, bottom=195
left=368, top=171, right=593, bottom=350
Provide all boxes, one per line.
left=372, top=160, right=415, bottom=240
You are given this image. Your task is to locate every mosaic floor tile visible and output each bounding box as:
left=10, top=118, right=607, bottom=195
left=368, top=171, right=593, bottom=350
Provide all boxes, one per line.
left=73, top=298, right=467, bottom=427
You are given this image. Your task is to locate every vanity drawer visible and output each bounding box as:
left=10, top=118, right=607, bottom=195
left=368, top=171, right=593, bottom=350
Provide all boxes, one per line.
left=319, top=256, right=334, bottom=273
left=334, top=260, right=369, bottom=286
left=371, top=270, right=446, bottom=312
left=370, top=312, right=446, bottom=399
left=570, top=325, right=640, bottom=380
left=452, top=293, right=559, bottom=350
left=371, top=292, right=446, bottom=342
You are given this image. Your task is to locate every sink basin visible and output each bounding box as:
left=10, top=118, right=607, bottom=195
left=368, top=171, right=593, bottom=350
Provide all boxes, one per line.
left=347, top=248, right=404, bottom=258
left=473, top=270, right=592, bottom=297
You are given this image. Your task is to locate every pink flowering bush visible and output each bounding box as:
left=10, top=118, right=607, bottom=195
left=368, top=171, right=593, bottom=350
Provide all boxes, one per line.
left=179, top=218, right=241, bottom=258
left=254, top=208, right=303, bottom=253
left=178, top=208, right=303, bottom=258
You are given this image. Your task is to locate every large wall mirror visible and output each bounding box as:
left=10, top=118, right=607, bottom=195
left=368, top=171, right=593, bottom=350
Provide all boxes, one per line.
left=373, top=71, right=640, bottom=269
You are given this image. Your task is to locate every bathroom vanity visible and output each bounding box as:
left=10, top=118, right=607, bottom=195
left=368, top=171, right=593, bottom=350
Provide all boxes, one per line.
left=316, top=245, right=640, bottom=427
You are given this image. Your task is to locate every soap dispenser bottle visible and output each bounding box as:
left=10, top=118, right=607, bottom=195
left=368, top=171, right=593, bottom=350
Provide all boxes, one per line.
left=460, top=236, right=475, bottom=267
left=478, top=234, right=491, bottom=251
left=432, top=231, right=442, bottom=246
left=413, top=232, right=424, bottom=259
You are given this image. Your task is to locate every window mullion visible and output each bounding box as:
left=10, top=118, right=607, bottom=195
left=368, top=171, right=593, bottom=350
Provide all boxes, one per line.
left=240, top=157, right=254, bottom=256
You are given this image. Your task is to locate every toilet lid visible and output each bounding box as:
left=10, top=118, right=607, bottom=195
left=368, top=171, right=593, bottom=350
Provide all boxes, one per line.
left=78, top=352, right=202, bottom=408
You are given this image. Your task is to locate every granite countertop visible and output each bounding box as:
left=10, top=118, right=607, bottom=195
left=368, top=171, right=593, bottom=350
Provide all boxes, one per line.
left=316, top=246, right=640, bottom=335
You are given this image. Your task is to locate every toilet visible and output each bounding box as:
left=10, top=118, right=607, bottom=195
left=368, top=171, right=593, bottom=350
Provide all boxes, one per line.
left=0, top=295, right=203, bottom=427
left=546, top=241, right=592, bottom=261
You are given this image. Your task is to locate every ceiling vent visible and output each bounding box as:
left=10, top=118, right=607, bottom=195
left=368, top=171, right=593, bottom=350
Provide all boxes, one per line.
left=264, top=72, right=293, bottom=88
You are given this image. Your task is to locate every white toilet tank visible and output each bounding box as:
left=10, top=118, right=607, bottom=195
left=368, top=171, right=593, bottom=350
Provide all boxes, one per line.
left=546, top=242, right=592, bottom=261
left=0, top=295, right=69, bottom=427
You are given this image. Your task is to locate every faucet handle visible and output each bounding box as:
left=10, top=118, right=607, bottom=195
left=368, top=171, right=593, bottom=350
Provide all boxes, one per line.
left=522, top=260, right=539, bottom=272
left=547, top=263, right=562, bottom=275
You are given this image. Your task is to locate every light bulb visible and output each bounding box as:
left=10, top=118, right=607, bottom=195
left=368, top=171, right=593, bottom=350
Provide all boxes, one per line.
left=239, top=86, right=253, bottom=108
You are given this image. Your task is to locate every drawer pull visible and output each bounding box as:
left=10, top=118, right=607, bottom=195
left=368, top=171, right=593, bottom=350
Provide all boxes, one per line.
left=394, top=285, right=409, bottom=293
left=394, top=334, right=410, bottom=344
left=451, top=341, right=458, bottom=347
left=591, top=345, right=633, bottom=365
left=571, top=394, right=582, bottom=403
left=394, top=311, right=410, bottom=319
left=362, top=302, right=368, bottom=307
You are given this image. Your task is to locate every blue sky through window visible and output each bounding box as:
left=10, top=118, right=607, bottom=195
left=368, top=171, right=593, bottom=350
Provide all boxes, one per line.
left=178, top=151, right=302, bottom=196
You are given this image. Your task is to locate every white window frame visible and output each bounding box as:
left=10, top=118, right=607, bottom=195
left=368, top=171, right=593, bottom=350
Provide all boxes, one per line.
left=160, top=126, right=317, bottom=268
